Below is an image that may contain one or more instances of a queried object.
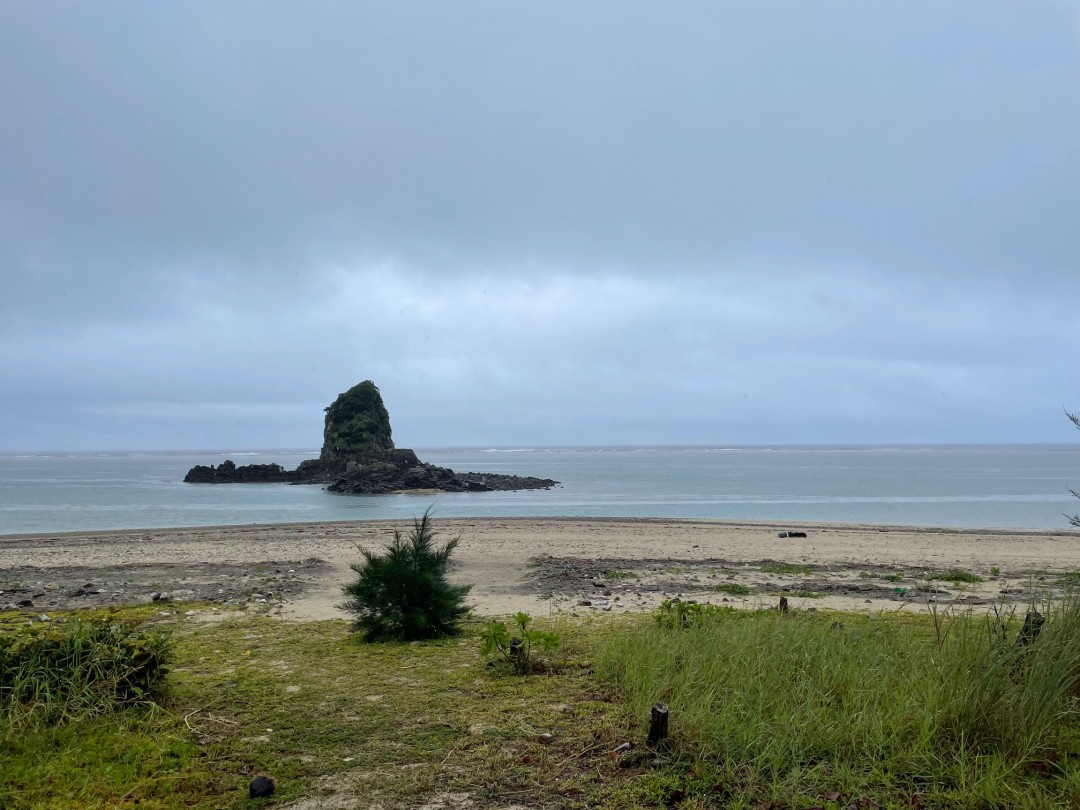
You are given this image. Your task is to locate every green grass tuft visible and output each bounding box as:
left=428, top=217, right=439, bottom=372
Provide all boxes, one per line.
left=601, top=570, right=635, bottom=580
left=714, top=583, right=752, bottom=596
left=925, top=569, right=984, bottom=584
left=760, top=562, right=814, bottom=576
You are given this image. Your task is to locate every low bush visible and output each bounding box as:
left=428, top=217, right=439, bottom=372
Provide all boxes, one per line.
left=0, top=617, right=171, bottom=723
left=339, top=510, right=472, bottom=641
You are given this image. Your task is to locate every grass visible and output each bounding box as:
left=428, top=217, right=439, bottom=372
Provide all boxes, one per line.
left=601, top=570, right=636, bottom=580
left=0, top=610, right=655, bottom=809
left=714, top=583, right=752, bottom=597
left=598, top=599, right=1080, bottom=808
left=0, top=615, right=171, bottom=725
left=9, top=597, right=1080, bottom=809
left=925, top=569, right=985, bottom=584
left=760, top=562, right=814, bottom=576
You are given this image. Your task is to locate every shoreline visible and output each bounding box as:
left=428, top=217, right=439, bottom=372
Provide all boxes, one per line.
left=4, top=514, right=1078, bottom=542
left=2, top=517, right=1079, bottom=621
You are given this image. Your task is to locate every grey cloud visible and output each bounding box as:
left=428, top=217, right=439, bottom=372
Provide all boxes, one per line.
left=0, top=2, right=1077, bottom=449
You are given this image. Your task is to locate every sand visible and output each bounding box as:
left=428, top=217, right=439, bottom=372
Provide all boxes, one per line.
left=1, top=518, right=1078, bottom=621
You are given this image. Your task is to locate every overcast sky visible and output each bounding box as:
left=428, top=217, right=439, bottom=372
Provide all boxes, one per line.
left=1, top=2, right=1078, bottom=451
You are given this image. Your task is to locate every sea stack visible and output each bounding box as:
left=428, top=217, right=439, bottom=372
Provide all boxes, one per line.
left=183, top=381, right=558, bottom=494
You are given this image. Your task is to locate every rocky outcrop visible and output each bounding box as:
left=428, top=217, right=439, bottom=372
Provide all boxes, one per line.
left=183, top=460, right=293, bottom=483
left=183, top=381, right=558, bottom=494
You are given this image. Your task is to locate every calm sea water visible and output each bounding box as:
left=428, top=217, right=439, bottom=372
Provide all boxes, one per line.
left=0, top=446, right=1078, bottom=535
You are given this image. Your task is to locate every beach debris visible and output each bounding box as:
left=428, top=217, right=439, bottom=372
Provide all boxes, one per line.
left=37, top=613, right=50, bottom=622
left=609, top=741, right=633, bottom=757
left=647, top=703, right=670, bottom=748
left=777, top=531, right=808, bottom=538
left=249, top=774, right=276, bottom=799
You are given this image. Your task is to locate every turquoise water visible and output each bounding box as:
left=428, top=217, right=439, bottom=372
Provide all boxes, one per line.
left=0, top=446, right=1078, bottom=535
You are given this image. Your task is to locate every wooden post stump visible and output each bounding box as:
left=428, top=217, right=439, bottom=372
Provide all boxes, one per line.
left=647, top=702, right=669, bottom=748
left=778, top=597, right=789, bottom=614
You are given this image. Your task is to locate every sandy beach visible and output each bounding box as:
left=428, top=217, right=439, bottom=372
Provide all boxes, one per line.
left=2, top=517, right=1079, bottom=621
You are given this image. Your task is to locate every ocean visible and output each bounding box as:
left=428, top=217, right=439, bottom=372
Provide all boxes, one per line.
left=1, top=445, right=1078, bottom=535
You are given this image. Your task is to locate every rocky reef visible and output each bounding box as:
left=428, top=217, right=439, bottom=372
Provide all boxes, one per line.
left=184, top=381, right=558, bottom=494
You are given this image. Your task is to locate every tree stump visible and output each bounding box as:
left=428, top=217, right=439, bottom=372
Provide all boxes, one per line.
left=1018, top=609, right=1045, bottom=647
left=778, top=597, right=789, bottom=614
left=647, top=702, right=669, bottom=748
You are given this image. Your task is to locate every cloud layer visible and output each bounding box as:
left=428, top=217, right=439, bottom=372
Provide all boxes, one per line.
left=1, top=2, right=1078, bottom=449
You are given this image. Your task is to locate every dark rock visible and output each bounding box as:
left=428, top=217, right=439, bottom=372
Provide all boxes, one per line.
left=16, top=599, right=34, bottom=608
left=183, top=380, right=558, bottom=494
left=249, top=774, right=276, bottom=798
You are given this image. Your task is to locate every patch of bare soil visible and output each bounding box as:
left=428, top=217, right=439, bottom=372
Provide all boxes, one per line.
left=0, top=558, right=331, bottom=614
left=524, top=555, right=1065, bottom=615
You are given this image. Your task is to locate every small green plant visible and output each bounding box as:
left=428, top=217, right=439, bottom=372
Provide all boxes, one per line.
left=339, top=510, right=471, bottom=641
left=925, top=569, right=984, bottom=584
left=990, top=566, right=1001, bottom=577
left=601, top=570, right=635, bottom=580
left=480, top=613, right=560, bottom=675
left=715, top=583, right=752, bottom=596
left=760, top=562, right=813, bottom=576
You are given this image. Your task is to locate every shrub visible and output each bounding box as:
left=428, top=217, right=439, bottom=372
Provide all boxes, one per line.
left=480, top=612, right=560, bottom=675
left=0, top=618, right=171, bottom=723
left=339, top=511, right=472, bottom=641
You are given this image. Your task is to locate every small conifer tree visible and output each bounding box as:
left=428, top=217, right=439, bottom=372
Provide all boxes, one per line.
left=339, top=511, right=471, bottom=641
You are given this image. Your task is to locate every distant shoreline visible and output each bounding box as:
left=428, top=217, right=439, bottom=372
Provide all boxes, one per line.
left=3, top=514, right=1079, bottom=542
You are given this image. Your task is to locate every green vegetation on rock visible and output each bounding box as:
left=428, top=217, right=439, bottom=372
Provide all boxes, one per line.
left=321, top=380, right=394, bottom=459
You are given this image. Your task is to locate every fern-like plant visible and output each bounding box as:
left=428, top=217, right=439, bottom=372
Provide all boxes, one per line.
left=339, top=510, right=471, bottom=641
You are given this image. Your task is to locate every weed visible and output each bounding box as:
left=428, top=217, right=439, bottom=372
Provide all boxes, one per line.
left=480, top=612, right=560, bottom=674
left=714, top=583, right=752, bottom=596
left=760, top=562, right=813, bottom=576
left=925, top=569, right=984, bottom=584
left=602, top=570, right=635, bottom=580
left=655, top=599, right=740, bottom=629
left=990, top=566, right=1001, bottom=577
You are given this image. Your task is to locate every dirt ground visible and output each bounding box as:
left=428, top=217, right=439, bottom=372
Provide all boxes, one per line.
left=1, top=518, right=1078, bottom=620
